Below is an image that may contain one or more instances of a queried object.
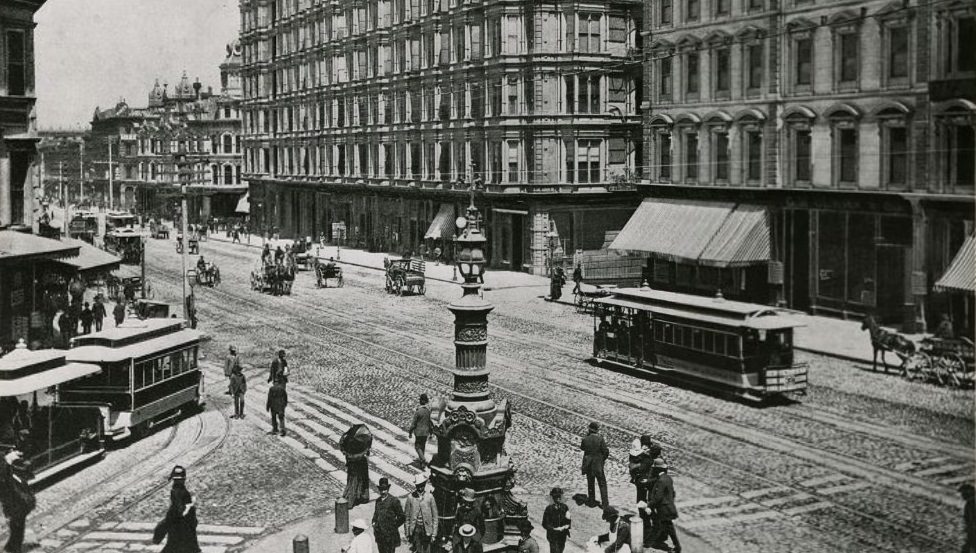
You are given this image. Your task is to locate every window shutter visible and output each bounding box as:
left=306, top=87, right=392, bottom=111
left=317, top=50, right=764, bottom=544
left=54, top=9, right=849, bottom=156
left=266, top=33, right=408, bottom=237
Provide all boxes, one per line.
left=609, top=15, right=626, bottom=43
left=608, top=138, right=627, bottom=164
left=440, top=30, right=450, bottom=65
left=565, top=11, right=575, bottom=52
left=471, top=23, right=483, bottom=60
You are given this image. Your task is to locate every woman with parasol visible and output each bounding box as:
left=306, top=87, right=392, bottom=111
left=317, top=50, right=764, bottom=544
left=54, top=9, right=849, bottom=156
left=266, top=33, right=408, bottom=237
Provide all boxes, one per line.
left=340, top=423, right=372, bottom=507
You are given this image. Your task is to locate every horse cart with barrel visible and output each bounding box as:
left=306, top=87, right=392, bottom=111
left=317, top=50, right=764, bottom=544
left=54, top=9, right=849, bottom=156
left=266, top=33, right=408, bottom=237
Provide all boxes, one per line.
left=384, top=258, right=426, bottom=296
left=314, top=257, right=343, bottom=288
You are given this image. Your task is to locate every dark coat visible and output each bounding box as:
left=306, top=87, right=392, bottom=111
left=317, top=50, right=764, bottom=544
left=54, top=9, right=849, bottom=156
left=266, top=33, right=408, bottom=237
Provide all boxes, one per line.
left=92, top=301, right=106, bottom=320
left=80, top=308, right=93, bottom=326
left=266, top=383, right=288, bottom=412
left=542, top=501, right=571, bottom=541
left=113, top=303, right=126, bottom=322
left=629, top=452, right=653, bottom=484
left=453, top=503, right=485, bottom=540
left=648, top=473, right=678, bottom=521
left=0, top=455, right=34, bottom=520
left=452, top=539, right=484, bottom=553
left=229, top=372, right=247, bottom=396
left=153, top=485, right=200, bottom=553
left=372, top=494, right=406, bottom=547
left=580, top=431, right=609, bottom=476
left=409, top=404, right=432, bottom=437
left=269, top=357, right=288, bottom=383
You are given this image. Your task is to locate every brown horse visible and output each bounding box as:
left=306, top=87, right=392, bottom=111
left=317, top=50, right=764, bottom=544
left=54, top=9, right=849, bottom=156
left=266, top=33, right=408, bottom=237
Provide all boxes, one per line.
left=861, top=315, right=916, bottom=373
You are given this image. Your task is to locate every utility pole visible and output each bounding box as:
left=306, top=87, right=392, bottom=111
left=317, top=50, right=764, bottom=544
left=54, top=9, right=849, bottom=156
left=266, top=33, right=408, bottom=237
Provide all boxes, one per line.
left=78, top=141, right=85, bottom=204
left=59, top=161, right=65, bottom=238
left=108, top=137, right=114, bottom=210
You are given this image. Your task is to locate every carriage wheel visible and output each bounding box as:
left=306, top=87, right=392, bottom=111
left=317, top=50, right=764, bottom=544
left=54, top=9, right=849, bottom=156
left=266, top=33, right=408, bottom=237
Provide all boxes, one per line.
left=902, top=352, right=930, bottom=381
left=938, top=354, right=966, bottom=388
left=251, top=274, right=259, bottom=290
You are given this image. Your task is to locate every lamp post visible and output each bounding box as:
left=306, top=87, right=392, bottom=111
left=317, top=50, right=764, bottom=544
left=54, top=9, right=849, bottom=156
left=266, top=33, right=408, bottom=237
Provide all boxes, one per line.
left=429, top=191, right=527, bottom=545
left=175, top=154, right=190, bottom=321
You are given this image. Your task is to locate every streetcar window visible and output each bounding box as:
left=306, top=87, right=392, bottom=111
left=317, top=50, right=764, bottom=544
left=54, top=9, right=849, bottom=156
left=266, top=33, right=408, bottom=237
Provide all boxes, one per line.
left=703, top=332, right=713, bottom=353
left=714, top=334, right=725, bottom=355
left=692, top=329, right=703, bottom=350
left=682, top=326, right=693, bottom=348
left=663, top=324, right=673, bottom=343
left=727, top=336, right=740, bottom=357
left=654, top=322, right=664, bottom=341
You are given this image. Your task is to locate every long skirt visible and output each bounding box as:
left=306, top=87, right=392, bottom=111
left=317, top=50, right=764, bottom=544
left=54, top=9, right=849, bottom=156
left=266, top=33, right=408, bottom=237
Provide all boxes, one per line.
left=343, top=457, right=370, bottom=507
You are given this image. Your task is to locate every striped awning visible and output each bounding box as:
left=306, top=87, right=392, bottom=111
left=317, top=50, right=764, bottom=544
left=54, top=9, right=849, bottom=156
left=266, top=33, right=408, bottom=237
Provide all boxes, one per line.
left=610, top=199, right=771, bottom=267
left=424, top=204, right=456, bottom=240
left=935, top=235, right=975, bottom=293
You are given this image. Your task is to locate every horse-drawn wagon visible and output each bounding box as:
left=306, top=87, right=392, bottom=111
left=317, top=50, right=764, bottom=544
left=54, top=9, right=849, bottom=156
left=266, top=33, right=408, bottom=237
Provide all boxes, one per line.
left=384, top=258, right=425, bottom=295
left=193, top=259, right=221, bottom=287
left=862, top=315, right=974, bottom=388
left=314, top=257, right=343, bottom=288
left=251, top=259, right=294, bottom=296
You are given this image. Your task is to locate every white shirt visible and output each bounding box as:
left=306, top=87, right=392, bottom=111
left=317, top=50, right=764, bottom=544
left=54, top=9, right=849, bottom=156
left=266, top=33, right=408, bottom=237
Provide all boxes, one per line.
left=343, top=531, right=375, bottom=553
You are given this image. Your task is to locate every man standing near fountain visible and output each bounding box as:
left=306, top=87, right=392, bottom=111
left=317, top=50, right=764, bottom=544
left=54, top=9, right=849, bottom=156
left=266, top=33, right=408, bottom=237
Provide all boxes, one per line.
left=404, top=473, right=438, bottom=553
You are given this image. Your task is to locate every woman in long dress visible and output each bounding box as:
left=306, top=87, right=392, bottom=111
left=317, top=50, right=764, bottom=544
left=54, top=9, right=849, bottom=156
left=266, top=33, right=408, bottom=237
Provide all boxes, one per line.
left=340, top=424, right=372, bottom=507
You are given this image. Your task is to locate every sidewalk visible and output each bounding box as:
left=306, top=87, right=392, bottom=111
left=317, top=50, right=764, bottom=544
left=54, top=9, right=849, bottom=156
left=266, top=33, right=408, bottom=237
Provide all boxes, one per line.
left=206, top=233, right=888, bottom=365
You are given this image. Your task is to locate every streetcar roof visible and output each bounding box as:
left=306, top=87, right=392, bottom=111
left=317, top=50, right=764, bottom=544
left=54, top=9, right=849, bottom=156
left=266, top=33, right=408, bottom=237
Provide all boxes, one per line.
left=595, top=291, right=805, bottom=330
left=67, top=328, right=200, bottom=364
left=106, top=228, right=147, bottom=238
left=70, top=318, right=187, bottom=348
left=610, top=288, right=777, bottom=316
left=0, top=349, right=101, bottom=396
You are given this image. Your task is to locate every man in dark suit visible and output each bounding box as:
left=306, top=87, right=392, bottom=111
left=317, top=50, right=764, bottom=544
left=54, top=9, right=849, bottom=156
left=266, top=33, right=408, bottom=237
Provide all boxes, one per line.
left=408, top=393, right=432, bottom=468
left=152, top=465, right=201, bottom=553
left=580, top=421, right=610, bottom=509
left=266, top=376, right=288, bottom=436
left=647, top=458, right=680, bottom=553
left=542, top=487, right=571, bottom=553
left=372, top=477, right=406, bottom=553
left=269, top=350, right=288, bottom=384
left=0, top=450, right=34, bottom=553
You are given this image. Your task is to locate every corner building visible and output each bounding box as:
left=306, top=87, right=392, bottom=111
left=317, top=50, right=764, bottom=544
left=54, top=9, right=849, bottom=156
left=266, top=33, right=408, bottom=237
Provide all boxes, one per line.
left=240, top=0, right=643, bottom=273
left=635, top=0, right=974, bottom=330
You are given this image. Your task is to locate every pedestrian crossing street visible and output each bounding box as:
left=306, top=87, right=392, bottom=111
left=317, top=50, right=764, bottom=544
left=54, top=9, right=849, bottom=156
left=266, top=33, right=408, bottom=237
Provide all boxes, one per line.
left=53, top=520, right=265, bottom=553
left=205, top=365, right=433, bottom=500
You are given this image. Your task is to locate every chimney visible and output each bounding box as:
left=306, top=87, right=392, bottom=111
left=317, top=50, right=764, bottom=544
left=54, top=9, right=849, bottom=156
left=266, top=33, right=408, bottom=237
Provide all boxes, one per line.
left=193, top=79, right=202, bottom=100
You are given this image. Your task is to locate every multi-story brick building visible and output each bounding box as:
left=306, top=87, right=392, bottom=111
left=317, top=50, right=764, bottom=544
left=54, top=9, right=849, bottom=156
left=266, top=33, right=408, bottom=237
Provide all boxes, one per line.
left=240, top=0, right=643, bottom=273
left=617, top=0, right=974, bottom=330
left=0, top=0, right=47, bottom=230
left=87, top=42, right=246, bottom=222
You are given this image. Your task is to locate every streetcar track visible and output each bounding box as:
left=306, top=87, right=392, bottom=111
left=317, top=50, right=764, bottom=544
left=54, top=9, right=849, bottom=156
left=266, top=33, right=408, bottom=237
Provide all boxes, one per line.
left=173, top=254, right=969, bottom=502
left=147, top=257, right=959, bottom=552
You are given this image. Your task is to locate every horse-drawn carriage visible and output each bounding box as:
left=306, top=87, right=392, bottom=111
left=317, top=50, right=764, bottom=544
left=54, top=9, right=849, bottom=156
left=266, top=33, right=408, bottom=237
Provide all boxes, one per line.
left=314, top=257, right=343, bottom=288
left=251, top=259, right=294, bottom=296
left=149, top=220, right=170, bottom=239
left=862, top=315, right=975, bottom=388
left=176, top=233, right=200, bottom=254
left=193, top=260, right=221, bottom=287
left=384, top=258, right=426, bottom=296
left=292, top=239, right=314, bottom=271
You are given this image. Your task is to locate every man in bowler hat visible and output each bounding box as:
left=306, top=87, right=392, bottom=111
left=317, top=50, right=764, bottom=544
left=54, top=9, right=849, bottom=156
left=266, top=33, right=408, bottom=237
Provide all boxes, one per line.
left=408, top=393, right=432, bottom=468
left=152, top=466, right=200, bottom=553
left=372, top=477, right=406, bottom=553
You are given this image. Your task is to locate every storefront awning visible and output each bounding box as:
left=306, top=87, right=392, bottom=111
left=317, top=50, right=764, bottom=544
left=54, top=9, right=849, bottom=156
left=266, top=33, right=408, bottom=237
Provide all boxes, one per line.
left=425, top=204, right=456, bottom=240
left=935, top=235, right=975, bottom=293
left=56, top=238, right=121, bottom=274
left=236, top=193, right=251, bottom=214
left=609, top=199, right=771, bottom=267
left=0, top=230, right=80, bottom=264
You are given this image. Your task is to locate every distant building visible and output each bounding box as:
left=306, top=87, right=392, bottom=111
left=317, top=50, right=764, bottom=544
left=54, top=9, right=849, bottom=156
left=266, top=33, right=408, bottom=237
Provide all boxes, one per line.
left=0, top=0, right=46, bottom=230
left=37, top=129, right=87, bottom=207
left=622, top=0, right=975, bottom=330
left=87, top=41, right=245, bottom=222
left=239, top=0, right=643, bottom=273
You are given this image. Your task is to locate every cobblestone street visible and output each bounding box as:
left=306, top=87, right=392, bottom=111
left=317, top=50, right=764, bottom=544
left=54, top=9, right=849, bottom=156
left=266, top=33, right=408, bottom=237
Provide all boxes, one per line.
left=63, top=236, right=967, bottom=553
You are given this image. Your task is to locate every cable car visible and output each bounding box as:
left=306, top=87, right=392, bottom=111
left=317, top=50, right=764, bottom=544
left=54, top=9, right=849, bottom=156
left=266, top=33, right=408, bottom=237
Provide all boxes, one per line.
left=105, top=212, right=137, bottom=233
left=68, top=211, right=99, bottom=244
left=592, top=288, right=808, bottom=401
left=103, top=228, right=146, bottom=264
left=0, top=343, right=105, bottom=485
left=63, top=319, right=203, bottom=441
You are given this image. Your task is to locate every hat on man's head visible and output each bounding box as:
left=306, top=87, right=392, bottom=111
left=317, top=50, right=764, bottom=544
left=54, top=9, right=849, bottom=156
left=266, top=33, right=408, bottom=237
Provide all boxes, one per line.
left=519, top=520, right=534, bottom=534
left=169, top=465, right=187, bottom=480
left=652, top=458, right=668, bottom=470
left=550, top=487, right=564, bottom=499
left=413, top=473, right=429, bottom=486
left=460, top=488, right=476, bottom=502
left=378, top=477, right=391, bottom=490
left=351, top=519, right=368, bottom=531
left=588, top=421, right=600, bottom=432
left=419, top=393, right=429, bottom=404
left=458, top=524, right=476, bottom=538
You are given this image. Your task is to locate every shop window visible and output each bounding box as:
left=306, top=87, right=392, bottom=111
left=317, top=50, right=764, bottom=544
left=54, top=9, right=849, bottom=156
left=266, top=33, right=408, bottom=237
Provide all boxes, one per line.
left=685, top=132, right=699, bottom=182
left=847, top=214, right=876, bottom=304
left=817, top=211, right=846, bottom=300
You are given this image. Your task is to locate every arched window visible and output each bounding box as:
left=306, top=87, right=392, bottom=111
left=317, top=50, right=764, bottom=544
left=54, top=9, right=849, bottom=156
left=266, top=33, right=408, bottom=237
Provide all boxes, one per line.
left=224, top=165, right=234, bottom=184
left=826, top=103, right=862, bottom=187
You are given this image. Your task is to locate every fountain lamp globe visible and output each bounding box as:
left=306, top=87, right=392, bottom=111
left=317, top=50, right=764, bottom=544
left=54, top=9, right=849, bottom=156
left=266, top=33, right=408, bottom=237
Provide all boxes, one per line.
left=454, top=216, right=486, bottom=283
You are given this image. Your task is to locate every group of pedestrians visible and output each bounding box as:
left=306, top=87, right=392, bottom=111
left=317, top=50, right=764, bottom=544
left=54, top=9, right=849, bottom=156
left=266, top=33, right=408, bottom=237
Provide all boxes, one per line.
left=222, top=346, right=290, bottom=435
left=579, top=422, right=681, bottom=552
left=56, top=296, right=111, bottom=346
